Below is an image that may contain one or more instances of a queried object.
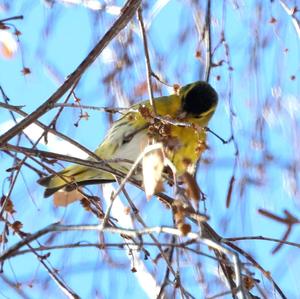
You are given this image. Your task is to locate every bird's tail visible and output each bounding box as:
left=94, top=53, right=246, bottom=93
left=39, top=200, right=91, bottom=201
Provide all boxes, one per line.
left=37, top=164, right=114, bottom=197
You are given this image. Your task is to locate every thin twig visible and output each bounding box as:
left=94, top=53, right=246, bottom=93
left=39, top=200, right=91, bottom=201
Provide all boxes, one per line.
left=137, top=7, right=157, bottom=115
left=220, top=2, right=239, bottom=209
left=0, top=221, right=246, bottom=298
left=205, top=127, right=233, bottom=144
left=121, top=185, right=177, bottom=278
left=0, top=0, right=142, bottom=145
left=24, top=240, right=80, bottom=299
left=0, top=84, right=78, bottom=216
left=102, top=182, right=169, bottom=297
left=1, top=221, right=248, bottom=299
left=3, top=150, right=46, bottom=176
left=52, top=102, right=131, bottom=113
left=224, top=235, right=300, bottom=249
left=226, top=242, right=287, bottom=299
left=204, top=0, right=212, bottom=82
left=157, top=235, right=176, bottom=298
left=0, top=89, right=36, bottom=151
left=151, top=71, right=173, bottom=88
left=1, top=143, right=134, bottom=180
left=279, top=0, right=300, bottom=38
left=0, top=223, right=239, bottom=263
left=9, top=241, right=220, bottom=263
left=2, top=218, right=80, bottom=298
left=0, top=15, right=24, bottom=23
left=0, top=274, right=31, bottom=299
left=101, top=143, right=163, bottom=228
left=0, top=97, right=103, bottom=161
left=207, top=290, right=234, bottom=299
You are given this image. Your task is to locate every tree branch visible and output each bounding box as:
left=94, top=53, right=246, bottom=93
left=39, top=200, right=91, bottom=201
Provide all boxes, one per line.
left=0, top=0, right=141, bottom=145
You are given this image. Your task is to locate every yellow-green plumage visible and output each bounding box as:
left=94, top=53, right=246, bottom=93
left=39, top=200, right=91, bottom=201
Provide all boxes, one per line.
left=38, top=81, right=218, bottom=197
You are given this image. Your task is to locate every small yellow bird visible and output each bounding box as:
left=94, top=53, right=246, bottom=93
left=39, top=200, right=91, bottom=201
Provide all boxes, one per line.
left=38, top=81, right=218, bottom=197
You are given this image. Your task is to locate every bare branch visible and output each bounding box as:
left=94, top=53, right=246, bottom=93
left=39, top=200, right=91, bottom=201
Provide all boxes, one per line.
left=137, top=7, right=157, bottom=115
left=0, top=0, right=141, bottom=145
left=279, top=0, right=300, bottom=38
left=204, top=0, right=212, bottom=82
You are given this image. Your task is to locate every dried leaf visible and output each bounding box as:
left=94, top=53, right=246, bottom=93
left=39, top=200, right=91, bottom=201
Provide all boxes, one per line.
left=174, top=207, right=184, bottom=224
left=80, top=198, right=91, bottom=211
left=243, top=276, right=255, bottom=290
left=138, top=105, right=153, bottom=119
left=142, top=147, right=164, bottom=199
left=124, top=206, right=130, bottom=215
left=53, top=189, right=82, bottom=207
left=226, top=175, right=235, bottom=208
left=12, top=221, right=23, bottom=233
left=178, top=223, right=191, bottom=236
left=14, top=29, right=22, bottom=36
left=0, top=30, right=18, bottom=59
left=21, top=67, right=31, bottom=76
left=173, top=84, right=180, bottom=94
left=0, top=195, right=16, bottom=214
left=196, top=139, right=208, bottom=154
left=181, top=172, right=201, bottom=201
left=269, top=16, right=277, bottom=24
left=195, top=50, right=201, bottom=58
left=172, top=200, right=190, bottom=234
left=0, top=24, right=9, bottom=30
left=80, top=111, right=90, bottom=120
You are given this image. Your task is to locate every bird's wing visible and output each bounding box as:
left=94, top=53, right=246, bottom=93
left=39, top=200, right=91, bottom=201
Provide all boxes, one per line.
left=94, top=94, right=180, bottom=159
left=94, top=115, right=147, bottom=159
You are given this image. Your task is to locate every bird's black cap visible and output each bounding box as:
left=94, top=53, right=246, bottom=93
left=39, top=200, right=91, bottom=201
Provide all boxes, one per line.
left=180, top=81, right=218, bottom=117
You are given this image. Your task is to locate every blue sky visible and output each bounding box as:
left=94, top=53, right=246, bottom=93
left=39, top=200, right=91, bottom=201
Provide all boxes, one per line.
left=0, top=0, right=300, bottom=298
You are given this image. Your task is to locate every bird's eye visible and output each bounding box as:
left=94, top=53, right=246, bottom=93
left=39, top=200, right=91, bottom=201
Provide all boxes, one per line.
left=122, top=134, right=133, bottom=145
